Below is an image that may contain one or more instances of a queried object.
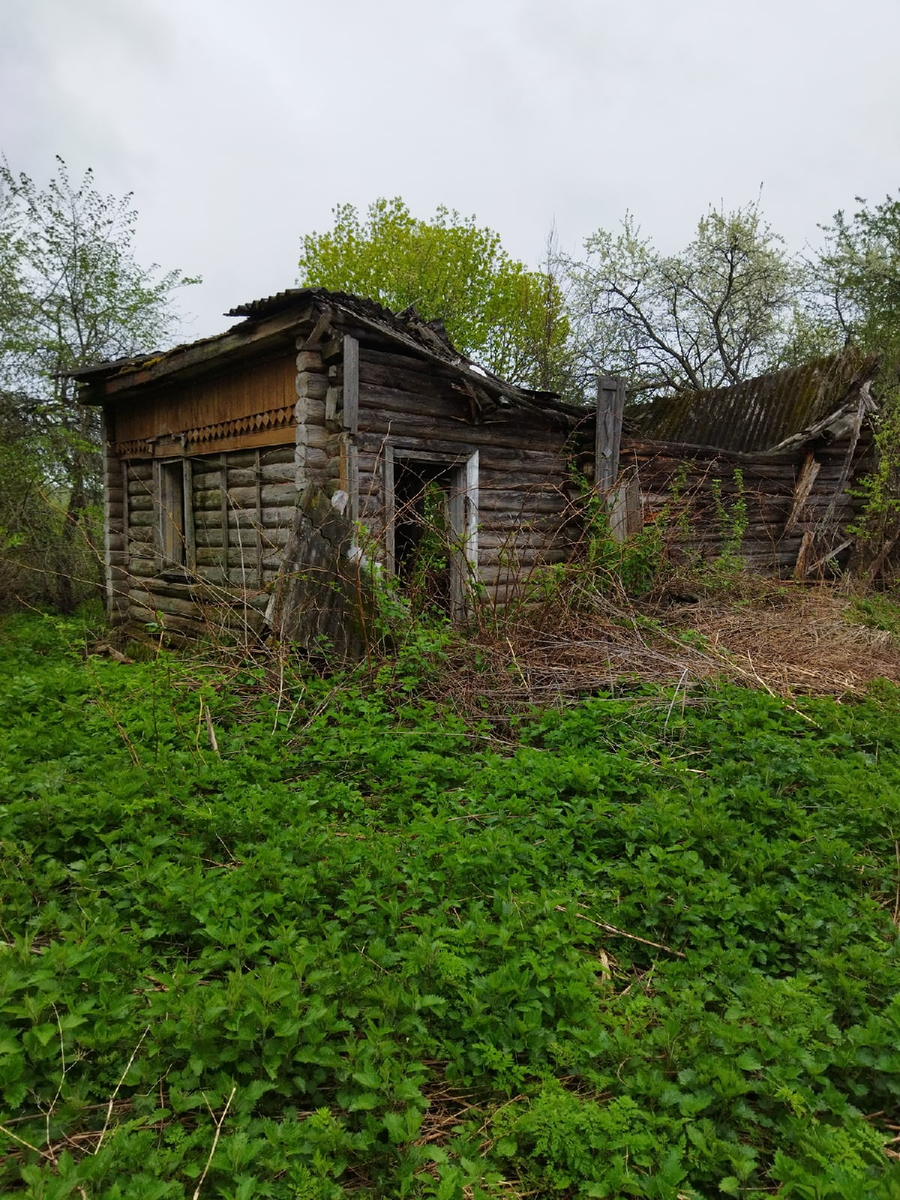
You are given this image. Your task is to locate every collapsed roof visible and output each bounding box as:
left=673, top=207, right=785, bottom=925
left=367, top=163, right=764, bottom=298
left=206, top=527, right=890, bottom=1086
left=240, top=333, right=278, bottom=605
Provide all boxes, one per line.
left=631, top=350, right=881, bottom=454
left=69, top=287, right=583, bottom=422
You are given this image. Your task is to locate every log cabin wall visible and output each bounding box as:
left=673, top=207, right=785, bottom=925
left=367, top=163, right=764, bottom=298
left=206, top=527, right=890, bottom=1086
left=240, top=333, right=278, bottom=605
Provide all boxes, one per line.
left=295, top=342, right=344, bottom=496
left=618, top=431, right=874, bottom=574
left=350, top=345, right=580, bottom=605
left=106, top=341, right=303, bottom=641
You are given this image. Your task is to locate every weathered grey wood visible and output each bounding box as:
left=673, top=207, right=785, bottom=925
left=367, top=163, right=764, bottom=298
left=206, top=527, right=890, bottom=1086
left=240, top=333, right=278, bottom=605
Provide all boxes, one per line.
left=127, top=558, right=157, bottom=578
left=359, top=346, right=459, bottom=377
left=197, top=463, right=295, bottom=488
left=182, top=458, right=195, bottom=569
left=356, top=410, right=572, bottom=457
left=342, top=335, right=359, bottom=436
left=301, top=311, right=332, bottom=352
left=129, top=588, right=201, bottom=621
left=195, top=525, right=290, bottom=549
left=120, top=462, right=130, bottom=578
left=227, top=505, right=297, bottom=529
left=345, top=437, right=359, bottom=523
left=220, top=458, right=229, bottom=573
left=254, top=450, right=264, bottom=586
left=595, top=376, right=626, bottom=495
left=297, top=371, right=328, bottom=401
left=265, top=484, right=371, bottom=660
left=382, top=443, right=396, bottom=573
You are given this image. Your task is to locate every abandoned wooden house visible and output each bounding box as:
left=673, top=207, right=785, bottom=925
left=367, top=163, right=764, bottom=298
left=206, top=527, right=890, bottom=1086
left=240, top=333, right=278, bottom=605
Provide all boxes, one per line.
left=74, top=290, right=881, bottom=653
left=72, top=289, right=588, bottom=653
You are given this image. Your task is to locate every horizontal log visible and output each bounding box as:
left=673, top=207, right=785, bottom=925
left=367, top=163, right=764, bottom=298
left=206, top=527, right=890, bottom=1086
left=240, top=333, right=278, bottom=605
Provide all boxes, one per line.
left=359, top=359, right=468, bottom=396
left=191, top=565, right=227, bottom=586
left=194, top=525, right=290, bottom=550
left=356, top=410, right=573, bottom=455
left=297, top=371, right=328, bottom=401
left=479, top=544, right=571, bottom=567
left=193, top=463, right=296, bottom=488
left=359, top=346, right=457, bottom=378
left=196, top=547, right=286, bottom=573
left=478, top=470, right=571, bottom=490
left=297, top=423, right=341, bottom=454
left=128, top=479, right=155, bottom=498
left=223, top=482, right=298, bottom=508
left=297, top=349, right=324, bottom=372
left=127, top=602, right=156, bottom=624
left=478, top=530, right=576, bottom=551
left=129, top=588, right=201, bottom=620
left=225, top=505, right=297, bottom=529
left=126, top=462, right=154, bottom=481
left=477, top=493, right=570, bottom=515
left=125, top=556, right=156, bottom=576
left=141, top=576, right=198, bottom=598
left=260, top=445, right=298, bottom=466
left=478, top=560, right=567, bottom=587
left=296, top=445, right=329, bottom=470
left=219, top=449, right=267, bottom=470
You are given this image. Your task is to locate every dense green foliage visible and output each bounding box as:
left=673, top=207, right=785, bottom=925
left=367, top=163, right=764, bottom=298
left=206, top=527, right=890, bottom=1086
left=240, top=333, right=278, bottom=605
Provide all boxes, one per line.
left=566, top=204, right=805, bottom=396
left=814, top=194, right=900, bottom=361
left=3, top=615, right=900, bottom=1197
left=297, top=198, right=571, bottom=391
left=0, top=158, right=197, bottom=611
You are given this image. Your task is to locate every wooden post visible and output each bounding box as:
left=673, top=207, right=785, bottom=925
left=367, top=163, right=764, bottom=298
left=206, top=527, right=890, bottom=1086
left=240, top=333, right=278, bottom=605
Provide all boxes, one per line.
left=220, top=457, right=229, bottom=574
left=182, top=458, right=196, bottom=571
left=595, top=375, right=626, bottom=494
left=254, top=449, right=264, bottom=587
left=382, top=443, right=396, bottom=573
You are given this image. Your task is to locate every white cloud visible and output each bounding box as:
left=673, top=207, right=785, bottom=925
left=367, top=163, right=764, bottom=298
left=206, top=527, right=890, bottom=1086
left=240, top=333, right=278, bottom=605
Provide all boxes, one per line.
left=4, top=0, right=900, bottom=341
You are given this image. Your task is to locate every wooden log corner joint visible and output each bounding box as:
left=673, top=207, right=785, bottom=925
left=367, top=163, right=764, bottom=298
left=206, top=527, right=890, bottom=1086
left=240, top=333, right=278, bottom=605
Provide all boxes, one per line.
left=69, top=288, right=883, bottom=655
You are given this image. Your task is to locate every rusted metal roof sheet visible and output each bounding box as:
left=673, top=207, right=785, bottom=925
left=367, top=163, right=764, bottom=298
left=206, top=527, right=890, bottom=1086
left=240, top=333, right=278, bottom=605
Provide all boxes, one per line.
left=634, top=351, right=880, bottom=452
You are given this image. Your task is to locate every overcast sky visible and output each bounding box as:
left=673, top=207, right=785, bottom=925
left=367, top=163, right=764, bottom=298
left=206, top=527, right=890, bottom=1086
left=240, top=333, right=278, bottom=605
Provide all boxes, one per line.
left=3, top=0, right=899, bottom=344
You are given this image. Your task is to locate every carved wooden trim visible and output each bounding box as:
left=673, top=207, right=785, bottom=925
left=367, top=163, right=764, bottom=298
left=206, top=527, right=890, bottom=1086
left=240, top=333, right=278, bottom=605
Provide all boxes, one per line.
left=111, top=404, right=295, bottom=458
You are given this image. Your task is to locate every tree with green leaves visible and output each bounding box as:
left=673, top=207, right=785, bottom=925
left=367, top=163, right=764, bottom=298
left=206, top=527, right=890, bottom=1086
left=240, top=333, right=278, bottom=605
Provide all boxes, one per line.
left=566, top=202, right=806, bottom=396
left=813, top=192, right=900, bottom=359
left=298, top=197, right=572, bottom=392
left=810, top=193, right=900, bottom=567
left=0, top=157, right=198, bottom=610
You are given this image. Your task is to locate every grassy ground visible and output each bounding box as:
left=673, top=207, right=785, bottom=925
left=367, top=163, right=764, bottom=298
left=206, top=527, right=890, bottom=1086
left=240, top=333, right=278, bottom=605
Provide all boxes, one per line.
left=2, top=610, right=900, bottom=1198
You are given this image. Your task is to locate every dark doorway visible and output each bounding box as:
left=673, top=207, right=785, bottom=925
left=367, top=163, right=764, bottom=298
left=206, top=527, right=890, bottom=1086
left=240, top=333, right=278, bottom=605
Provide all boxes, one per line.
left=384, top=446, right=478, bottom=622
left=394, top=459, right=455, bottom=612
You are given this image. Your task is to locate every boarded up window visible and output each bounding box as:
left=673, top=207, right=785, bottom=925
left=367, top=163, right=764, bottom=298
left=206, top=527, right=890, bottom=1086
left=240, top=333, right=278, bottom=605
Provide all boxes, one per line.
left=157, top=460, right=186, bottom=566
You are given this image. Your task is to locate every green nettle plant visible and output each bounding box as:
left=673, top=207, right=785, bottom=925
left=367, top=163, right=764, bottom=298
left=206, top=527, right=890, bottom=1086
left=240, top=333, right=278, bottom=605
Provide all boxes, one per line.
left=4, top=612, right=900, bottom=1195
left=574, top=466, right=684, bottom=599
left=709, top=468, right=748, bottom=578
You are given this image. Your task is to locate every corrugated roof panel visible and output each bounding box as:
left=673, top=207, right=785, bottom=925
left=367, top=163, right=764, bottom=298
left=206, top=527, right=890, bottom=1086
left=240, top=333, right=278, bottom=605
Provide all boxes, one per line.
left=635, top=351, right=878, bottom=452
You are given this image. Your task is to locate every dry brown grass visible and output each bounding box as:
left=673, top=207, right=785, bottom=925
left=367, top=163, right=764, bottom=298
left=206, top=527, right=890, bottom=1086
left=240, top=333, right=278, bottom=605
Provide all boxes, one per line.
left=436, top=580, right=900, bottom=718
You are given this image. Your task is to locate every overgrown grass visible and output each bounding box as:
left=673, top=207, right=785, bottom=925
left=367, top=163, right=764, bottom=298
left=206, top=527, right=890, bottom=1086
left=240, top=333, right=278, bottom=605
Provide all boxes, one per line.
left=3, top=613, right=900, bottom=1198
